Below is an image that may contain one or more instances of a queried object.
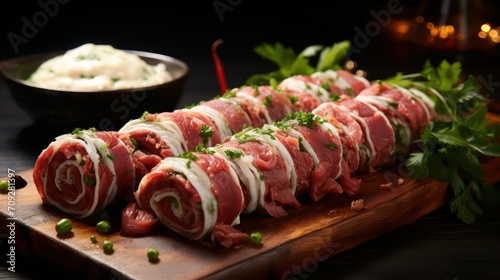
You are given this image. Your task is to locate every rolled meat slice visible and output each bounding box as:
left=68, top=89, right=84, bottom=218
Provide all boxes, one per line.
left=311, top=69, right=371, bottom=97
left=134, top=111, right=364, bottom=246
left=278, top=112, right=348, bottom=200
left=356, top=82, right=435, bottom=144
left=279, top=70, right=370, bottom=112
left=119, top=110, right=222, bottom=184
left=33, top=129, right=135, bottom=218
left=135, top=152, right=245, bottom=242
left=214, top=126, right=300, bottom=218
left=118, top=84, right=298, bottom=187
left=312, top=102, right=363, bottom=172
left=337, top=98, right=396, bottom=171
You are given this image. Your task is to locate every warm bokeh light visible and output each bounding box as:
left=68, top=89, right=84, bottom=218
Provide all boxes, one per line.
left=481, top=23, right=491, bottom=32
left=477, top=23, right=500, bottom=44
left=416, top=17, right=500, bottom=46
left=395, top=22, right=410, bottom=35
left=345, top=60, right=356, bottom=70
left=410, top=4, right=500, bottom=49
left=355, top=70, right=367, bottom=77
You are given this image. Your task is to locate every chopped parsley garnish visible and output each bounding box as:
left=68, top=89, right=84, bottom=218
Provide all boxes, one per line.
left=288, top=95, right=299, bottom=104
left=224, top=149, right=243, bottom=159
left=345, top=87, right=355, bottom=98
left=282, top=112, right=324, bottom=128
left=329, top=93, right=341, bottom=102
left=298, top=137, right=306, bottom=152
left=193, top=144, right=215, bottom=155
left=263, top=95, right=273, bottom=107
left=324, top=142, right=338, bottom=150
left=130, top=137, right=138, bottom=150
left=200, top=124, right=214, bottom=144
left=82, top=174, right=96, bottom=186
left=71, top=127, right=83, bottom=135
left=223, top=89, right=236, bottom=98
left=171, top=198, right=180, bottom=209
left=184, top=101, right=202, bottom=109
left=178, top=152, right=198, bottom=168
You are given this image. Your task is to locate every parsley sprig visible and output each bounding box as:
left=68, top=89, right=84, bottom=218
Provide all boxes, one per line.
left=385, top=60, right=500, bottom=224
left=245, top=41, right=350, bottom=86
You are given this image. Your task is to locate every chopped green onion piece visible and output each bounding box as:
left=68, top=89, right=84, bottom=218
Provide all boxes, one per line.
left=96, top=220, right=111, bottom=234
left=0, top=180, right=8, bottom=194
left=147, top=248, right=160, bottom=261
left=102, top=240, right=113, bottom=253
left=249, top=232, right=262, bottom=245
left=55, top=218, right=73, bottom=235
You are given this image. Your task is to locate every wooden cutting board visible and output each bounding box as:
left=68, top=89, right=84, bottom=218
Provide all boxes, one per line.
left=0, top=167, right=485, bottom=280
left=1, top=114, right=499, bottom=280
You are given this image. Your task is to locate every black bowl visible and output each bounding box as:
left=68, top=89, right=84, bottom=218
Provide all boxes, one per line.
left=0, top=50, right=188, bottom=131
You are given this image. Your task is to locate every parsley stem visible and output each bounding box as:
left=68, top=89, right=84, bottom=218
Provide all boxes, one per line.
left=413, top=82, right=454, bottom=119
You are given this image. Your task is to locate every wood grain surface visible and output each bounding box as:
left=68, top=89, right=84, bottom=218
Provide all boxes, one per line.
left=0, top=167, right=450, bottom=280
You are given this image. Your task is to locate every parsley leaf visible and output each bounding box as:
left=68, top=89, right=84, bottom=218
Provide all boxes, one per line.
left=245, top=41, right=350, bottom=86
left=397, top=60, right=500, bottom=224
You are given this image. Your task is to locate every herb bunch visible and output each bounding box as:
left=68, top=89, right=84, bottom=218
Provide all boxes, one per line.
left=247, top=41, right=500, bottom=224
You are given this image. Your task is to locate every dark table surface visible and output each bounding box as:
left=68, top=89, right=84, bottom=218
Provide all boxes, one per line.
left=1, top=1, right=500, bottom=279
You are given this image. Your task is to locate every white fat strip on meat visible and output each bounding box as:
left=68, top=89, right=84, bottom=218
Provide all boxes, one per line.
left=189, top=105, right=233, bottom=141
left=243, top=127, right=297, bottom=195
left=336, top=103, right=378, bottom=166
left=405, top=87, right=436, bottom=122
left=278, top=76, right=331, bottom=103
left=234, top=89, right=273, bottom=124
left=119, top=117, right=187, bottom=155
left=48, top=131, right=117, bottom=218
left=311, top=70, right=353, bottom=92
left=217, top=96, right=253, bottom=127
left=317, top=119, right=344, bottom=179
left=211, top=145, right=265, bottom=213
left=355, top=94, right=412, bottom=147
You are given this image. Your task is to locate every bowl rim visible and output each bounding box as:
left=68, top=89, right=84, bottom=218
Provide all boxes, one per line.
left=0, top=49, right=189, bottom=94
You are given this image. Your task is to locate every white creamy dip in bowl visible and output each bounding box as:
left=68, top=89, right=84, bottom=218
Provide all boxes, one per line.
left=0, top=44, right=189, bottom=130
left=28, top=43, right=174, bottom=91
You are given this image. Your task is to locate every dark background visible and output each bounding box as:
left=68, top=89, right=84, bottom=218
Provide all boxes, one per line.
left=2, top=0, right=499, bottom=99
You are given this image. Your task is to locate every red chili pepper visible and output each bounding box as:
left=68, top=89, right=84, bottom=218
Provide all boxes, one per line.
left=211, top=39, right=227, bottom=94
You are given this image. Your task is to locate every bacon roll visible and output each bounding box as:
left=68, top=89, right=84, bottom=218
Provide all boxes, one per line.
left=33, top=129, right=135, bottom=218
